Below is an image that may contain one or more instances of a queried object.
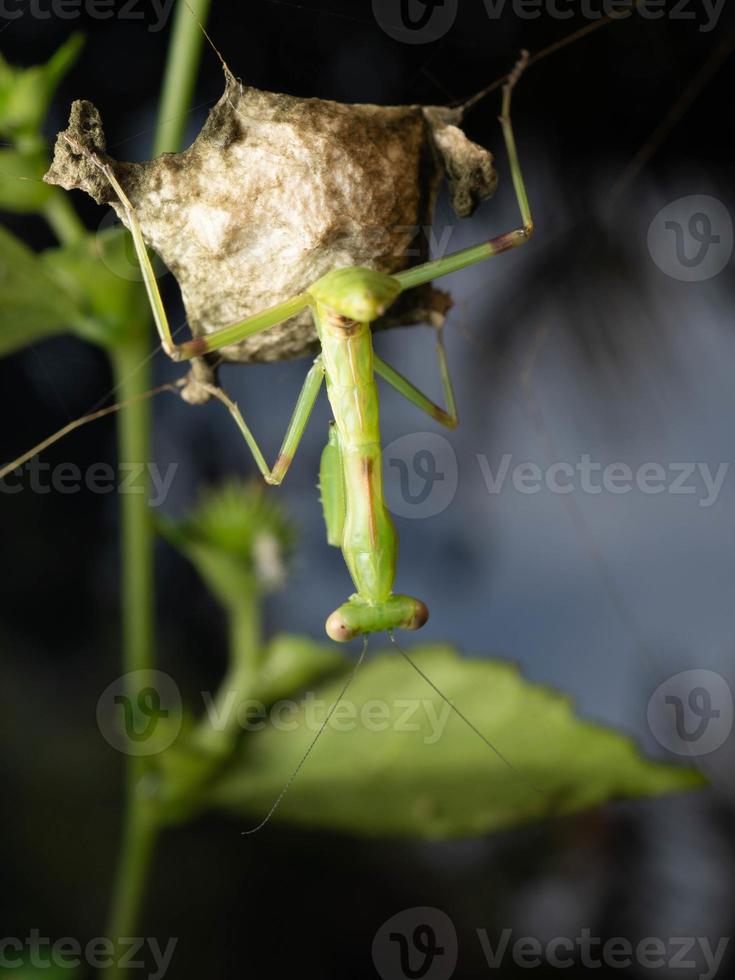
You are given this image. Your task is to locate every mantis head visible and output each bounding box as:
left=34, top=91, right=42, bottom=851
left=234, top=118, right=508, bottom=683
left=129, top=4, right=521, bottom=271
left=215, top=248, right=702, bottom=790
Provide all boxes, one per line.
left=309, top=267, right=403, bottom=324
left=325, top=594, right=429, bottom=643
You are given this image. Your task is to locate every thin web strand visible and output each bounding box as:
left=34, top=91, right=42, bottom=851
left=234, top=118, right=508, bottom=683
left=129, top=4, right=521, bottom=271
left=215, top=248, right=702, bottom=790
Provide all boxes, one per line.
left=0, top=383, right=179, bottom=482
left=457, top=5, right=640, bottom=115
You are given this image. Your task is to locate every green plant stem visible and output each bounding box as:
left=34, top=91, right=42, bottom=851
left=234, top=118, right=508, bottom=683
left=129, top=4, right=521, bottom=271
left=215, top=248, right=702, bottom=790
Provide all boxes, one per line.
left=229, top=587, right=263, bottom=681
left=104, top=792, right=159, bottom=960
left=112, top=339, right=155, bottom=680
left=103, top=1, right=212, bottom=968
left=154, top=0, right=213, bottom=156
left=200, top=586, right=264, bottom=752
left=103, top=337, right=156, bottom=979
left=43, top=189, right=86, bottom=245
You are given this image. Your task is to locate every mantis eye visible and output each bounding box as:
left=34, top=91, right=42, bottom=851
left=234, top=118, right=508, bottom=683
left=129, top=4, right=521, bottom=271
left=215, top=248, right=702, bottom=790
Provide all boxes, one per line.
left=404, top=599, right=429, bottom=631
left=325, top=611, right=359, bottom=643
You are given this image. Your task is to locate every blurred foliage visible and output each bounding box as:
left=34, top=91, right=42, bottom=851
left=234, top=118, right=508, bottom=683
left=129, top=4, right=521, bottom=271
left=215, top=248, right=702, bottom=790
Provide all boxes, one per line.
left=209, top=643, right=704, bottom=838
left=42, top=229, right=150, bottom=348
left=0, top=37, right=147, bottom=359
left=0, top=225, right=149, bottom=356
left=0, top=34, right=83, bottom=142
left=0, top=225, right=77, bottom=354
left=0, top=35, right=83, bottom=214
left=158, top=480, right=296, bottom=606
left=0, top=145, right=52, bottom=212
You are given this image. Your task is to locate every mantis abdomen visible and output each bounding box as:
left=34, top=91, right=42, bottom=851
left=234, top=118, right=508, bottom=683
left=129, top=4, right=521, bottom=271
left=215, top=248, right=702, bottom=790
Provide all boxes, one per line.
left=315, top=306, right=428, bottom=641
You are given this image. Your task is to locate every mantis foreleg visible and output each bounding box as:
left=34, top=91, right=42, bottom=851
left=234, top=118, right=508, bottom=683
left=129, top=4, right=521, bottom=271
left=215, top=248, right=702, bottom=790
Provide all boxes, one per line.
left=203, top=357, right=324, bottom=485
left=75, top=150, right=311, bottom=362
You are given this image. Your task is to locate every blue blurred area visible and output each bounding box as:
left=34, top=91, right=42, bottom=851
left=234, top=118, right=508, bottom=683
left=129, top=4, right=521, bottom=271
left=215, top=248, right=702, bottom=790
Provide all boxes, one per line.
left=1, top=2, right=735, bottom=977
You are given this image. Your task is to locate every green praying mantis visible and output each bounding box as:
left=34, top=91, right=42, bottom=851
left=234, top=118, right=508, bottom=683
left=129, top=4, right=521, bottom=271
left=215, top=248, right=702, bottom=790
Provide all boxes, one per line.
left=71, top=51, right=533, bottom=645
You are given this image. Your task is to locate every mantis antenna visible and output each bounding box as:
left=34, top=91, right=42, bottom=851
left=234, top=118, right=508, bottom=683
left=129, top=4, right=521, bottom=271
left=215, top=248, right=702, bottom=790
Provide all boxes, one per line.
left=243, top=628, right=546, bottom=838
left=388, top=632, right=544, bottom=798
left=241, top=635, right=370, bottom=836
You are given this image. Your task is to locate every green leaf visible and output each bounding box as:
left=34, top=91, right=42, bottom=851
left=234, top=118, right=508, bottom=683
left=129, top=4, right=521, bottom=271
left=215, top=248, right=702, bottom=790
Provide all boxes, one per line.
left=250, top=632, right=349, bottom=706
left=0, top=146, right=52, bottom=212
left=0, top=225, right=153, bottom=357
left=0, top=225, right=79, bottom=355
left=209, top=644, right=705, bottom=839
left=0, top=34, right=84, bottom=140
left=155, top=634, right=348, bottom=826
left=41, top=227, right=149, bottom=348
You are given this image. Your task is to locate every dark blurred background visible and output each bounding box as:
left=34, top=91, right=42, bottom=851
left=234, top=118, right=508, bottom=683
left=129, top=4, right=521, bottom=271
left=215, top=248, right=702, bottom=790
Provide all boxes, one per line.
left=1, top=0, right=735, bottom=977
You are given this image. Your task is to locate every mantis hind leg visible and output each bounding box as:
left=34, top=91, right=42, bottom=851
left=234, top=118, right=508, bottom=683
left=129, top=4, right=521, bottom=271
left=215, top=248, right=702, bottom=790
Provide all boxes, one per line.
left=393, top=50, right=533, bottom=294
left=326, top=594, right=428, bottom=643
